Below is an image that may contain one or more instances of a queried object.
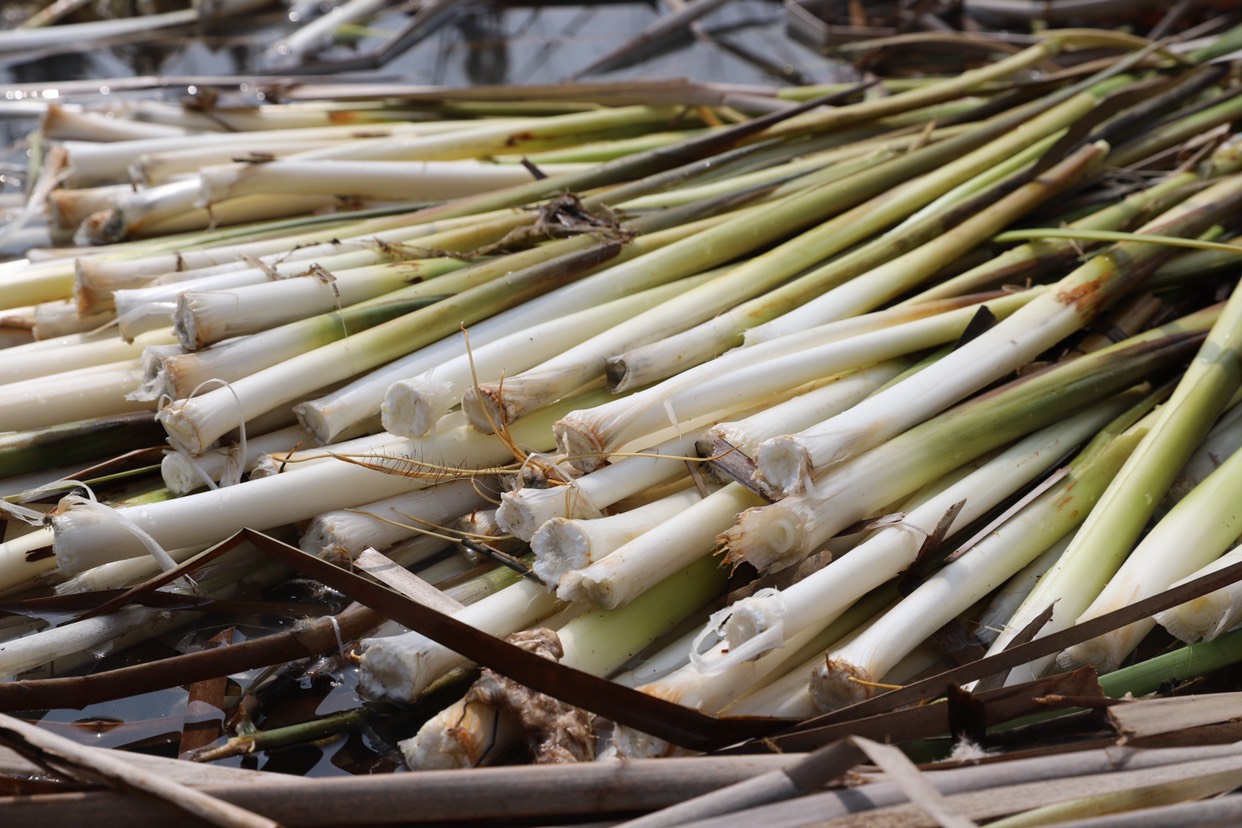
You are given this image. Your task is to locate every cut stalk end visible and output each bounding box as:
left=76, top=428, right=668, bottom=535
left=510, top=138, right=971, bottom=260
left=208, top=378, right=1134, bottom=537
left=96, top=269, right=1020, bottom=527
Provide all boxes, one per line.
left=382, top=377, right=453, bottom=439
left=553, top=416, right=611, bottom=474
left=810, top=657, right=875, bottom=712
left=531, top=518, right=594, bottom=586
left=497, top=484, right=603, bottom=542
left=718, top=504, right=808, bottom=575
left=461, top=383, right=510, bottom=435
left=754, top=435, right=815, bottom=497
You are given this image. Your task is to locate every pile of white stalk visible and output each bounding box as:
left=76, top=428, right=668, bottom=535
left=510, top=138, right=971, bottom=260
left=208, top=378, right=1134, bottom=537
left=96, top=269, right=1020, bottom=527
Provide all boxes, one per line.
left=7, top=26, right=1242, bottom=772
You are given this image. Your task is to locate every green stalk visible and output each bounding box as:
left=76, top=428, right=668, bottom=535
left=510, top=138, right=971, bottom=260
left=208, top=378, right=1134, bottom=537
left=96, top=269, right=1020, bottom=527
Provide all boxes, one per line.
left=190, top=708, right=372, bottom=763
left=741, top=140, right=1107, bottom=346
left=1109, top=87, right=1242, bottom=170
left=196, top=159, right=594, bottom=206
left=757, top=39, right=1067, bottom=142
left=609, top=49, right=1181, bottom=388
left=1154, top=544, right=1242, bottom=645
left=172, top=256, right=471, bottom=349
left=290, top=105, right=689, bottom=163
left=1145, top=233, right=1242, bottom=290
left=609, top=95, right=1107, bottom=390
left=1062, top=417, right=1242, bottom=673
left=1098, top=624, right=1242, bottom=698
left=0, top=412, right=167, bottom=480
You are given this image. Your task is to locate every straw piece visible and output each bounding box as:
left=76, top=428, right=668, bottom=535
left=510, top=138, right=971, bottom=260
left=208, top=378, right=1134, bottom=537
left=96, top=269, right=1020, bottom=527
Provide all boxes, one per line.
left=0, top=754, right=801, bottom=826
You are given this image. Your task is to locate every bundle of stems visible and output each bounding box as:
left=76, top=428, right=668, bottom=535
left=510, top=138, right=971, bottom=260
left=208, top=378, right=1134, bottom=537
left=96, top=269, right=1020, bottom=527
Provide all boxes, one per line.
left=9, top=28, right=1242, bottom=782
left=719, top=303, right=1218, bottom=575
left=475, top=90, right=1107, bottom=408
left=554, top=289, right=1039, bottom=472
left=46, top=389, right=609, bottom=576
left=698, top=394, right=1141, bottom=678
left=812, top=398, right=1157, bottom=710
left=745, top=151, right=1242, bottom=498
left=1052, top=276, right=1242, bottom=673
left=611, top=56, right=1195, bottom=389
left=989, top=279, right=1242, bottom=683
